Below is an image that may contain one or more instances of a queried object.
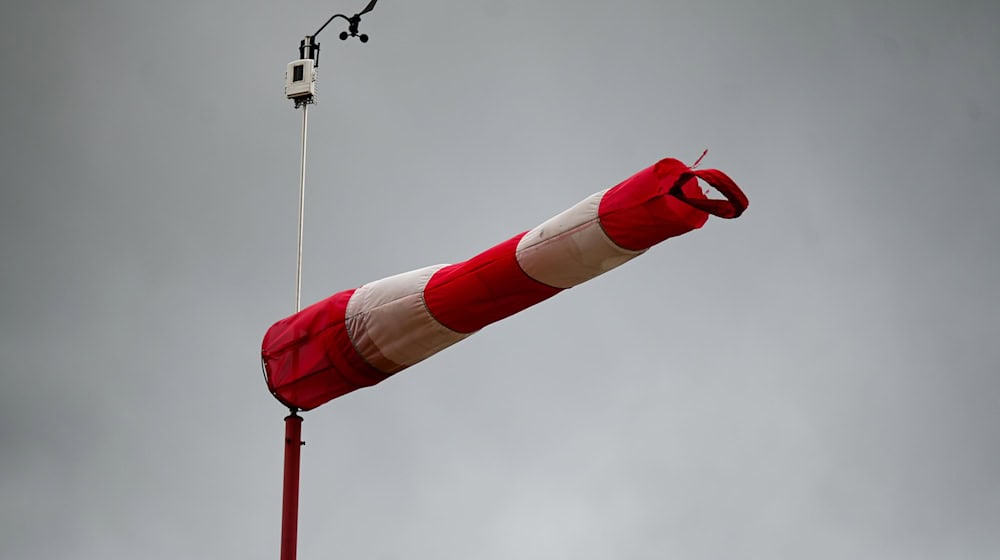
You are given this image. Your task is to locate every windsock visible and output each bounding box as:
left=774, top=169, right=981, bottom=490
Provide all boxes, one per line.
left=262, top=157, right=748, bottom=410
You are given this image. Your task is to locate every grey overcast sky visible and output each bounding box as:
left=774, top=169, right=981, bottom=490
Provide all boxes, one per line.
left=2, top=1, right=999, bottom=558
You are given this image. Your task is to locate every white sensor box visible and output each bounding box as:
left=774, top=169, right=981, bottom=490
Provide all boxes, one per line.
left=285, top=59, right=317, bottom=100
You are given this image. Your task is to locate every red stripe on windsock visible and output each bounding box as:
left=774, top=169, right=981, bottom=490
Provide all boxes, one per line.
left=598, top=159, right=710, bottom=251
left=262, top=289, right=391, bottom=409
left=424, top=233, right=562, bottom=334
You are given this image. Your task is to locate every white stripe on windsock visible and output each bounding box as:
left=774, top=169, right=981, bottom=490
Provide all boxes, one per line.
left=345, top=265, right=471, bottom=373
left=515, top=190, right=646, bottom=289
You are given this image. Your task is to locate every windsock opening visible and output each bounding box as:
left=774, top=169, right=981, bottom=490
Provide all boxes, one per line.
left=663, top=162, right=748, bottom=219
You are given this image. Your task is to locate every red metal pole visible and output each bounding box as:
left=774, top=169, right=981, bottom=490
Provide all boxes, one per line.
left=281, top=412, right=304, bottom=560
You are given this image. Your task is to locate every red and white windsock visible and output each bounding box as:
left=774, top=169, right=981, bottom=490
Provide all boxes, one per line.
left=262, top=157, right=748, bottom=410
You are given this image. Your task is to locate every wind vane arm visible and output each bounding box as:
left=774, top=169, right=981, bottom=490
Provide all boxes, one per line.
left=261, top=157, right=748, bottom=411
left=313, top=0, right=379, bottom=42
left=313, top=14, right=349, bottom=38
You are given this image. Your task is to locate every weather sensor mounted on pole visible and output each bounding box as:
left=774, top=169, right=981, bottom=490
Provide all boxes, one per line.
left=277, top=3, right=379, bottom=560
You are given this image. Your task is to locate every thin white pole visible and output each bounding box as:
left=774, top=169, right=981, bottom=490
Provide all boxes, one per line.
left=295, top=103, right=309, bottom=312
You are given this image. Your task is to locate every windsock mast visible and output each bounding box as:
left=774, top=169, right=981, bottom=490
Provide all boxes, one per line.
left=278, top=3, right=381, bottom=560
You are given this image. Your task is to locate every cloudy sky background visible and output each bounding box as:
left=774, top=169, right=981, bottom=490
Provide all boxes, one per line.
left=2, top=0, right=999, bottom=558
